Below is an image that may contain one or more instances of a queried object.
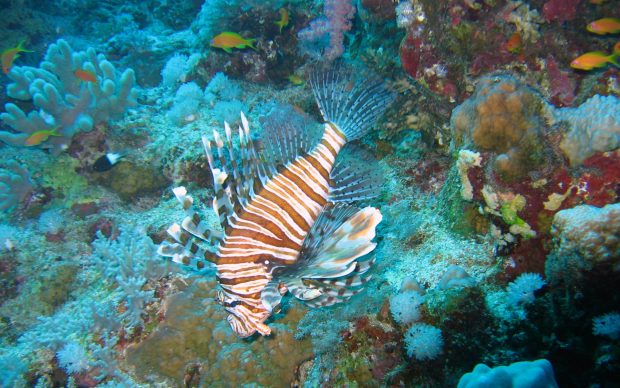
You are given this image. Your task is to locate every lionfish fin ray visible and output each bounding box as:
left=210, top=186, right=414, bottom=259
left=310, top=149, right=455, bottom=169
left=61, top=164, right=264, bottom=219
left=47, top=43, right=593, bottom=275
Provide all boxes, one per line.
left=273, top=205, right=381, bottom=307
left=310, top=64, right=395, bottom=141
left=329, top=147, right=382, bottom=203
left=262, top=109, right=321, bottom=169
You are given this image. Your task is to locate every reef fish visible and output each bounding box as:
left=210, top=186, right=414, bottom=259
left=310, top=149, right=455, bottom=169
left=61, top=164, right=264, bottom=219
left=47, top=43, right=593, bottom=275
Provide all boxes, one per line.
left=287, top=74, right=304, bottom=85
left=1, top=40, right=32, bottom=74
left=587, top=17, right=620, bottom=35
left=24, top=127, right=60, bottom=146
left=158, top=67, right=394, bottom=337
left=74, top=68, right=98, bottom=83
left=93, top=152, right=124, bottom=172
left=504, top=32, right=522, bottom=54
left=570, top=51, right=619, bottom=70
left=210, top=32, right=256, bottom=53
left=275, top=8, right=289, bottom=32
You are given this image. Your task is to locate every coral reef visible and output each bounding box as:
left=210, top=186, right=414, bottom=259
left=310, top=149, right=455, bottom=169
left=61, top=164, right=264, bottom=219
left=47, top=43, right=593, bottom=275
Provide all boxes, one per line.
left=458, top=359, right=558, bottom=388
left=298, top=0, right=356, bottom=60
left=0, top=39, right=137, bottom=154
left=552, top=94, right=620, bottom=166
left=545, top=203, right=620, bottom=287
left=0, top=160, right=33, bottom=214
left=125, top=278, right=313, bottom=386
left=451, top=76, right=546, bottom=181
left=0, top=0, right=618, bottom=386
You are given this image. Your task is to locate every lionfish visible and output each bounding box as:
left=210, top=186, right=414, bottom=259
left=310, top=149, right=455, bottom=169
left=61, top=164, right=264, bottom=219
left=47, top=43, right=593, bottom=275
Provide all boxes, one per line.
left=158, top=67, right=394, bottom=337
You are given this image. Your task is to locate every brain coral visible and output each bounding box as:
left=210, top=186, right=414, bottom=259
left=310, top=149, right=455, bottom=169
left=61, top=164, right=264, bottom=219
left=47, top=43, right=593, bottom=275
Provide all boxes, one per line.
left=451, top=76, right=546, bottom=181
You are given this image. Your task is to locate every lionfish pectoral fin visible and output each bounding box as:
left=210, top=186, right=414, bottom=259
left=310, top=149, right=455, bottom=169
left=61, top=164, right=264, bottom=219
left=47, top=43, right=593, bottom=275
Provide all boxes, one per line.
left=156, top=186, right=220, bottom=270
left=273, top=204, right=381, bottom=307
left=261, top=281, right=284, bottom=313
left=297, top=204, right=382, bottom=274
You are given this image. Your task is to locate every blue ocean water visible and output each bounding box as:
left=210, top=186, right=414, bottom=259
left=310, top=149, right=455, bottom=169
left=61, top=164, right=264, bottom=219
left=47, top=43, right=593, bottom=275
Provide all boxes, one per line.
left=0, top=0, right=619, bottom=386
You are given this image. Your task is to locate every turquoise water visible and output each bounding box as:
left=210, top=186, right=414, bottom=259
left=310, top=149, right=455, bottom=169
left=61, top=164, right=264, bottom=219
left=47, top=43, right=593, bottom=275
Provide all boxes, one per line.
left=0, top=0, right=618, bottom=386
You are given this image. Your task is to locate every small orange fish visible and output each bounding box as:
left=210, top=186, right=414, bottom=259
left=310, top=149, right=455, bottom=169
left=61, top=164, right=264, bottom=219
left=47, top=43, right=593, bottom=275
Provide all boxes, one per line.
left=74, top=69, right=98, bottom=83
left=504, top=32, right=522, bottom=54
left=275, top=8, right=289, bottom=32
left=587, top=17, right=620, bottom=35
left=24, top=127, right=61, bottom=146
left=1, top=40, right=33, bottom=74
left=210, top=32, right=256, bottom=53
left=570, top=51, right=619, bottom=70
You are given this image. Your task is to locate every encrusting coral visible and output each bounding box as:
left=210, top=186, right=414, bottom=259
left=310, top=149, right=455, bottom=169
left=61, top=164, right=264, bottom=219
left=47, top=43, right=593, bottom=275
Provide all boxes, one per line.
left=451, top=76, right=545, bottom=181
left=0, top=39, right=137, bottom=154
left=545, top=203, right=620, bottom=287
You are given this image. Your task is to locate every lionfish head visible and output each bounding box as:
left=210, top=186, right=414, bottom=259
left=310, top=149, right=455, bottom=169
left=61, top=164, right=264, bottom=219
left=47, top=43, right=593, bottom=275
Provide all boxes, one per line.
left=216, top=290, right=272, bottom=338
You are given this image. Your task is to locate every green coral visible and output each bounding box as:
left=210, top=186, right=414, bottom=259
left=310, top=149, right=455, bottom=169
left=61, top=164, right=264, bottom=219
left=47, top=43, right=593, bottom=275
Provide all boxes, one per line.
left=500, top=200, right=526, bottom=227
left=41, top=155, right=91, bottom=205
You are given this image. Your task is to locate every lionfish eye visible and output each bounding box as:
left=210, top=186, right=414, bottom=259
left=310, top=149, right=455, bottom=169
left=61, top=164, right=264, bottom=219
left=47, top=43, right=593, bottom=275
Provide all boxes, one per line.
left=228, top=300, right=240, bottom=307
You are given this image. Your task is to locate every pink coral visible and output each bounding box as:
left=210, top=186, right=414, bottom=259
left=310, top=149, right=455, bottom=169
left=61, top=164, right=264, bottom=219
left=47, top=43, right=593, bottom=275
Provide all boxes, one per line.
left=298, top=0, right=356, bottom=60
left=542, top=0, right=581, bottom=23
left=546, top=55, right=575, bottom=107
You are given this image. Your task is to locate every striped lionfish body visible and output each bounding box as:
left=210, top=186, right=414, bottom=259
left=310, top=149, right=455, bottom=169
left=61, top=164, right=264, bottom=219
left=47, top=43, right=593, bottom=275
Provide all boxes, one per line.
left=158, top=67, right=394, bottom=337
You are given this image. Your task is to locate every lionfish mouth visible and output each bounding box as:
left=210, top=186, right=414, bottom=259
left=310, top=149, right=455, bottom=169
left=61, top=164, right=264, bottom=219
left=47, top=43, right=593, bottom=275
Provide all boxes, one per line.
left=225, top=306, right=272, bottom=338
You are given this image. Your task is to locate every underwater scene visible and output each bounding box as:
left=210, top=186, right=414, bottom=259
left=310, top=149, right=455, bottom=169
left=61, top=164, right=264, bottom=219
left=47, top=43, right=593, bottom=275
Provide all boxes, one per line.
left=0, top=0, right=619, bottom=386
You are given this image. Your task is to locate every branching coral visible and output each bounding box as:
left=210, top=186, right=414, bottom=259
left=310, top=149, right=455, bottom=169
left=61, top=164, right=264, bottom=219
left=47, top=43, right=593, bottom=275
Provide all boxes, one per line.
left=92, top=227, right=169, bottom=328
left=0, top=39, right=137, bottom=154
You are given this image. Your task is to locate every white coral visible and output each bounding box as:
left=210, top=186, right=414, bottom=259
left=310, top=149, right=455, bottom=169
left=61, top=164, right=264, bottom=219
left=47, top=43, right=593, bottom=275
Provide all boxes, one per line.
left=553, top=95, right=620, bottom=166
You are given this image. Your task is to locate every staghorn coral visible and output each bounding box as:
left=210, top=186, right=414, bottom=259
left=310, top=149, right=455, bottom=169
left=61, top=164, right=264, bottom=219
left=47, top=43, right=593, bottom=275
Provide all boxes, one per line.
left=0, top=39, right=137, bottom=154
left=451, top=76, right=546, bottom=181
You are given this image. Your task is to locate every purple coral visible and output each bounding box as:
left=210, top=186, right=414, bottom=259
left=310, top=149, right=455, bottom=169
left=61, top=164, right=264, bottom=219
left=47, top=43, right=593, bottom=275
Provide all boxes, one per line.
left=298, top=0, right=356, bottom=60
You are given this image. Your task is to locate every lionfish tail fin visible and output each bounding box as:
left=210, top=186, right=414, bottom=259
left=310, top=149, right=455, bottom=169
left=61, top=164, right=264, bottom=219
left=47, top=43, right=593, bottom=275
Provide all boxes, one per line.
left=310, top=65, right=395, bottom=141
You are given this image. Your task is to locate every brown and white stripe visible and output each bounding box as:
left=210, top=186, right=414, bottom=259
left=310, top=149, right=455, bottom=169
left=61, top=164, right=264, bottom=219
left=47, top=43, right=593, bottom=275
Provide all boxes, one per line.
left=159, top=67, right=394, bottom=338
left=209, top=119, right=350, bottom=337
